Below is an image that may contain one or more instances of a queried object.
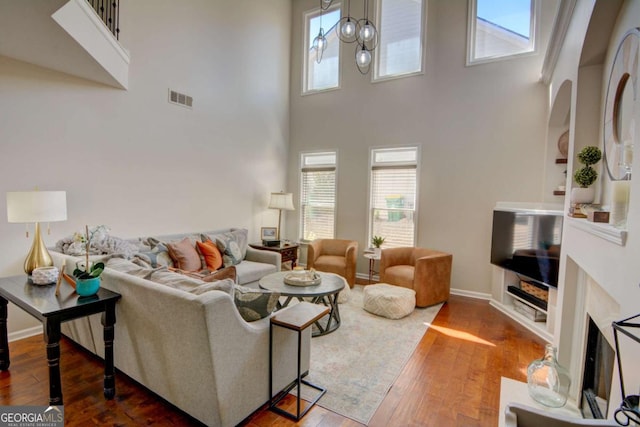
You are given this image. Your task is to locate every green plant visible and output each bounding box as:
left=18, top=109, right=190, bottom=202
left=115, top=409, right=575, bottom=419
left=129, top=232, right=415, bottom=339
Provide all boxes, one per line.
left=371, top=235, right=385, bottom=248
left=574, top=146, right=602, bottom=188
left=72, top=225, right=107, bottom=280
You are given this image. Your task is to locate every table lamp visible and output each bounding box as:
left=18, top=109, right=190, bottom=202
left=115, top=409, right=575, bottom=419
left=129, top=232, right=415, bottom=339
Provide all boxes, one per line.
left=6, top=190, right=67, bottom=275
left=268, top=192, right=295, bottom=240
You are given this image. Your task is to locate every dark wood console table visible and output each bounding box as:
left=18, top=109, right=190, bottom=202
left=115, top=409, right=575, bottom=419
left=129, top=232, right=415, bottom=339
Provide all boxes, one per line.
left=0, top=275, right=121, bottom=405
left=249, top=242, right=299, bottom=268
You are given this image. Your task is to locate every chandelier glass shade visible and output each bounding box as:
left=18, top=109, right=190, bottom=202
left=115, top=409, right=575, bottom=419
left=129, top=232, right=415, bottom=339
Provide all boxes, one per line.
left=318, top=0, right=378, bottom=74
left=312, top=27, right=328, bottom=63
left=355, top=43, right=372, bottom=74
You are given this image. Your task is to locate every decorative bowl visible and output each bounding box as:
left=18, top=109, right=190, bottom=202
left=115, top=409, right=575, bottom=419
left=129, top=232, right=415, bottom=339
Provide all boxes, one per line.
left=31, top=266, right=59, bottom=285
left=284, top=272, right=321, bottom=287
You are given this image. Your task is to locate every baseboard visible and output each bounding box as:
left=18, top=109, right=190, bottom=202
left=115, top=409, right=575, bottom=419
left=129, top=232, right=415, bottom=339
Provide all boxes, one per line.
left=450, top=288, right=491, bottom=300
left=9, top=325, right=41, bottom=342
left=351, top=280, right=491, bottom=300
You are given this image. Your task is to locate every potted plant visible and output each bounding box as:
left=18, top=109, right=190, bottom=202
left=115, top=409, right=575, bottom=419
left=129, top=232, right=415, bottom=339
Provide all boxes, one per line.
left=72, top=225, right=107, bottom=296
left=371, top=235, right=385, bottom=256
left=571, top=146, right=602, bottom=204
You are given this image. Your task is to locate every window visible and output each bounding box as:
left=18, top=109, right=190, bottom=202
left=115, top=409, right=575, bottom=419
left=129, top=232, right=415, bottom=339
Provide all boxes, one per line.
left=300, top=152, right=337, bottom=241
left=374, top=0, right=425, bottom=81
left=369, top=147, right=418, bottom=248
left=467, top=0, right=536, bottom=65
left=303, top=5, right=341, bottom=94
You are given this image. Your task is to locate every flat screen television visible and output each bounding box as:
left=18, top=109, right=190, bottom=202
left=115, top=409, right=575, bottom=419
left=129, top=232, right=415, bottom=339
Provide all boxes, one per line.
left=490, top=208, right=563, bottom=288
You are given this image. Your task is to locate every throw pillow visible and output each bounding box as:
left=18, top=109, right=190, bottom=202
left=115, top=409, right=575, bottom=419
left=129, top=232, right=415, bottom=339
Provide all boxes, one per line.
left=214, top=235, right=243, bottom=267
left=228, top=228, right=249, bottom=259
left=196, top=240, right=223, bottom=271
left=135, top=237, right=174, bottom=268
left=234, top=285, right=280, bottom=322
left=166, top=237, right=202, bottom=272
left=202, top=229, right=249, bottom=262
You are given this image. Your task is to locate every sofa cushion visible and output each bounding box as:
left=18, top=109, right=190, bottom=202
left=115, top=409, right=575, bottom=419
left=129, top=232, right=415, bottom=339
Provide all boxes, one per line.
left=314, top=255, right=347, bottom=276
left=196, top=240, right=223, bottom=271
left=235, top=260, right=277, bottom=285
left=383, top=265, right=415, bottom=288
left=234, top=285, right=279, bottom=322
left=149, top=269, right=234, bottom=296
left=166, top=237, right=202, bottom=272
left=106, top=257, right=156, bottom=279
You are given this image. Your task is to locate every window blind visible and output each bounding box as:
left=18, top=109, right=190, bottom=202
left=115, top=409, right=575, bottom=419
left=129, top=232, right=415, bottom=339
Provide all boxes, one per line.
left=301, top=168, right=336, bottom=241
left=375, top=0, right=423, bottom=80
left=370, top=165, right=417, bottom=247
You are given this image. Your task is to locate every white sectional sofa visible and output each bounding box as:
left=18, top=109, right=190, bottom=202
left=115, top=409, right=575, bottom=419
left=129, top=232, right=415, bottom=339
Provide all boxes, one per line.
left=51, top=229, right=309, bottom=426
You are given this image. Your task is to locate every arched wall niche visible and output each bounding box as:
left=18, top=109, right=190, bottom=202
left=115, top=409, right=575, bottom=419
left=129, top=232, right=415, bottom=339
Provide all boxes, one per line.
left=569, top=0, right=623, bottom=206
left=545, top=79, right=573, bottom=202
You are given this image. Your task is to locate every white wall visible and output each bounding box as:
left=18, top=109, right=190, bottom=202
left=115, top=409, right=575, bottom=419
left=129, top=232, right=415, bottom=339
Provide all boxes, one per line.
left=550, top=0, right=640, bottom=414
left=287, top=0, right=558, bottom=295
left=0, top=0, right=292, bottom=335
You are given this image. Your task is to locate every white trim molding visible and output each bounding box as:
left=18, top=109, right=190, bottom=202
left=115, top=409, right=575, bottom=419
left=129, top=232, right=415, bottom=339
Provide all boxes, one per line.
left=9, top=326, right=41, bottom=343
left=450, top=288, right=491, bottom=300
left=540, top=0, right=577, bottom=84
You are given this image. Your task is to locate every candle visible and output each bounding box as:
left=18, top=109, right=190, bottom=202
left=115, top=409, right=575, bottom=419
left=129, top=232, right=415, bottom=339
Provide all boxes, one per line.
left=610, top=180, right=631, bottom=228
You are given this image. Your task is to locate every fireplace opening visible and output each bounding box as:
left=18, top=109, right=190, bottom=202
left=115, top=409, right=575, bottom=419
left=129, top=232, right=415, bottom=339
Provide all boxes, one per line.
left=581, top=317, right=615, bottom=419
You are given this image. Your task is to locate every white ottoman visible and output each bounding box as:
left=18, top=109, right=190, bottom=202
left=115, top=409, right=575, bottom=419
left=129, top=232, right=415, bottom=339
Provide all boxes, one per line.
left=363, top=283, right=416, bottom=319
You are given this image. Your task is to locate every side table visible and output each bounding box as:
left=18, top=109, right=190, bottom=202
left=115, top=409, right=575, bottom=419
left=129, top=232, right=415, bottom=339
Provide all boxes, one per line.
left=364, top=252, right=381, bottom=284
left=269, top=302, right=329, bottom=421
left=249, top=242, right=299, bottom=268
left=0, top=275, right=121, bottom=405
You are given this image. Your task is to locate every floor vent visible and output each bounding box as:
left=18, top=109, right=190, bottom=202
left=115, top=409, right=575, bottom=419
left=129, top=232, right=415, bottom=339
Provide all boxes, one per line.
left=168, top=89, right=193, bottom=109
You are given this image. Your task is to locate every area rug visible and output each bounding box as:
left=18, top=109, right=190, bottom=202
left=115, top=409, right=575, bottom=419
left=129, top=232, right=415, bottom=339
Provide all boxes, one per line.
left=302, top=285, right=442, bottom=424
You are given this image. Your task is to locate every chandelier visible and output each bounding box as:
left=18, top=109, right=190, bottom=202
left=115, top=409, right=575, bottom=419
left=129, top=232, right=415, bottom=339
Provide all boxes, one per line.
left=312, top=0, right=379, bottom=74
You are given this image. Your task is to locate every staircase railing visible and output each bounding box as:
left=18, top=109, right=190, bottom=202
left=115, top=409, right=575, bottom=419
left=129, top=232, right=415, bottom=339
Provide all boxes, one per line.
left=86, top=0, right=120, bottom=39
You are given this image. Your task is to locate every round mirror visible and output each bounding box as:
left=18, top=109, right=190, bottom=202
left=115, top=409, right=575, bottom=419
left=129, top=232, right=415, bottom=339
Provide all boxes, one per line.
left=603, top=29, right=639, bottom=181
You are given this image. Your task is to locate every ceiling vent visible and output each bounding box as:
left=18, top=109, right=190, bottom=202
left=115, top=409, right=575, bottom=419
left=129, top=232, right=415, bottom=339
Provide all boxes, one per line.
left=168, top=89, right=193, bottom=109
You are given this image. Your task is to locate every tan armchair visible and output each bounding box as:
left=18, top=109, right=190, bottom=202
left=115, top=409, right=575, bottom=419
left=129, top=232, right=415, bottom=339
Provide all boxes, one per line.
left=380, top=247, right=452, bottom=307
left=307, top=239, right=358, bottom=287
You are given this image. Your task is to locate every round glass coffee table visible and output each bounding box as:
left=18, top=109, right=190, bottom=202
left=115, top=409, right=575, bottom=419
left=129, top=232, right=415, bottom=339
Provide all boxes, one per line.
left=259, top=271, right=345, bottom=337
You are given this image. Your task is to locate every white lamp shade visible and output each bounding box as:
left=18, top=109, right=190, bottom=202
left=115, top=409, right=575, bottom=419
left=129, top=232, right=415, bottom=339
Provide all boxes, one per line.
left=7, top=191, right=67, bottom=223
left=268, top=192, right=295, bottom=211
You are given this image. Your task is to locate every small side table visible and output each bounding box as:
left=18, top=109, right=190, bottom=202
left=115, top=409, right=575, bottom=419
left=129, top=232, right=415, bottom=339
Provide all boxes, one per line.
left=249, top=242, right=299, bottom=268
left=269, top=302, right=329, bottom=421
left=364, top=252, right=381, bottom=284
left=0, top=275, right=121, bottom=405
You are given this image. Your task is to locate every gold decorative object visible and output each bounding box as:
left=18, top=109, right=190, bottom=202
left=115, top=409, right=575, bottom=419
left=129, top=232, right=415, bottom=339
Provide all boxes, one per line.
left=6, top=190, right=67, bottom=275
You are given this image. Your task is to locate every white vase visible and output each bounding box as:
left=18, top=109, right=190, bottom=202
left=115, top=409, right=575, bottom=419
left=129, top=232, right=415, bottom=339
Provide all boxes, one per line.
left=374, top=248, right=381, bottom=257
left=570, top=187, right=595, bottom=204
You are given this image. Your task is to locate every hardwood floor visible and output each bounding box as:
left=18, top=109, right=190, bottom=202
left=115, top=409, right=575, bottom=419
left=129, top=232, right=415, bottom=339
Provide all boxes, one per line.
left=0, top=295, right=544, bottom=426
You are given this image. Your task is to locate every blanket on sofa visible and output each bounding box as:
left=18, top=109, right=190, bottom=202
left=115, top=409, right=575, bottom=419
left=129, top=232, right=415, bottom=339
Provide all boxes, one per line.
left=55, top=233, right=142, bottom=259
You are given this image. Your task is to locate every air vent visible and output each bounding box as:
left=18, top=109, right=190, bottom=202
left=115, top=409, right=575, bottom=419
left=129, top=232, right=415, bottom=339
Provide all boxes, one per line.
left=168, top=89, right=193, bottom=109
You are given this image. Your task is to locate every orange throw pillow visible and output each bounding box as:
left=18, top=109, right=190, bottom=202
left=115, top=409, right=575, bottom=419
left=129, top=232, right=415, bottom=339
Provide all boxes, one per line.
left=196, top=240, right=223, bottom=271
